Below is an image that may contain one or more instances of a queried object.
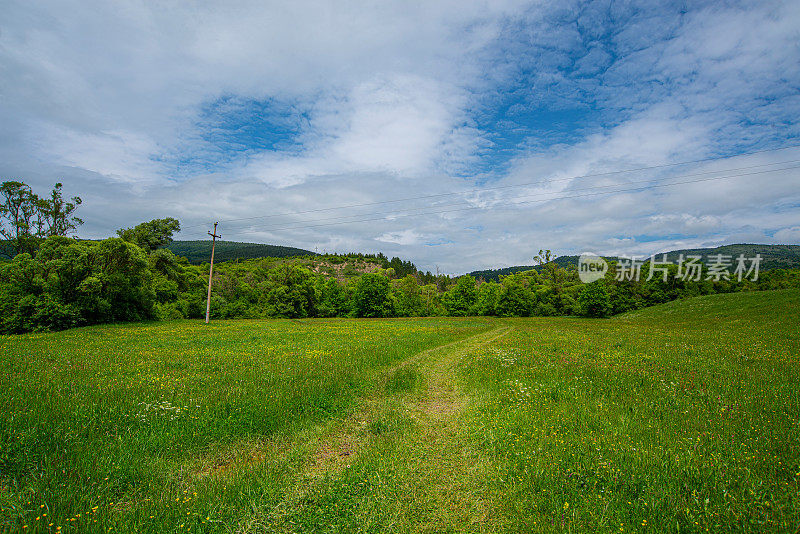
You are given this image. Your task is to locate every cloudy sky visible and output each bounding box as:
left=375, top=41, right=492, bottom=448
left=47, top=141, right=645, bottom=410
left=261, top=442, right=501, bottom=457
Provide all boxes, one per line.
left=2, top=0, right=799, bottom=273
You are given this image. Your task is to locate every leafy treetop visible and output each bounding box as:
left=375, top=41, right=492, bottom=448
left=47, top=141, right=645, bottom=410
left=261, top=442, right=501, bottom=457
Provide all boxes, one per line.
left=117, top=217, right=181, bottom=254
left=0, top=181, right=82, bottom=257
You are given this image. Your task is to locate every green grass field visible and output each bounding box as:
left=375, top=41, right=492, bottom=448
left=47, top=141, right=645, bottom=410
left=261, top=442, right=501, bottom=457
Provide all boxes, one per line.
left=1, top=290, right=798, bottom=532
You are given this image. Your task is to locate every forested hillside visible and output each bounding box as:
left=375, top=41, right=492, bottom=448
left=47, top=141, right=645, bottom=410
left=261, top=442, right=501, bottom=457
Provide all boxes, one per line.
left=470, top=244, right=800, bottom=281
left=4, top=239, right=315, bottom=263
left=166, top=240, right=314, bottom=263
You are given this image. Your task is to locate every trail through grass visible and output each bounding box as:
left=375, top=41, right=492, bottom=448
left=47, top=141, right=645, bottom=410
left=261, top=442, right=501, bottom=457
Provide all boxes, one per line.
left=262, top=325, right=514, bottom=533
left=0, top=317, right=497, bottom=532
left=2, top=290, right=799, bottom=532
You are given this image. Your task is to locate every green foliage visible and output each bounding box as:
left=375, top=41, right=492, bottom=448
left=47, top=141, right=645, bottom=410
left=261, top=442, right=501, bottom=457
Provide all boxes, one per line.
left=421, top=283, right=444, bottom=316
left=352, top=272, right=394, bottom=318
left=385, top=256, right=419, bottom=278
left=117, top=217, right=181, bottom=254
left=5, top=237, right=798, bottom=333
left=165, top=240, right=314, bottom=263
left=39, top=182, right=83, bottom=237
left=263, top=264, right=316, bottom=318
left=475, top=280, right=501, bottom=316
left=443, top=275, right=477, bottom=316
left=471, top=244, right=800, bottom=280
left=577, top=280, right=612, bottom=317
left=316, top=277, right=350, bottom=318
left=0, top=181, right=37, bottom=256
left=391, top=274, right=424, bottom=317
left=92, top=238, right=157, bottom=321
left=0, top=236, right=156, bottom=333
left=533, top=248, right=556, bottom=265
left=496, top=273, right=535, bottom=317
left=2, top=209, right=800, bottom=333
left=0, top=181, right=82, bottom=257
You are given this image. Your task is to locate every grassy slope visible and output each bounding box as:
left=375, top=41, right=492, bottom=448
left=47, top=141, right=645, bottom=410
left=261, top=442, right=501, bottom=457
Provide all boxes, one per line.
left=272, top=290, right=800, bottom=532
left=456, top=289, right=800, bottom=531
left=1, top=290, right=799, bottom=532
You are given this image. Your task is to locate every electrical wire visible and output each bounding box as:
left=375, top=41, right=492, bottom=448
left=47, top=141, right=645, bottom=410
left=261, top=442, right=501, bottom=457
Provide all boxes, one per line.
left=189, top=160, right=800, bottom=231
left=205, top=162, right=800, bottom=234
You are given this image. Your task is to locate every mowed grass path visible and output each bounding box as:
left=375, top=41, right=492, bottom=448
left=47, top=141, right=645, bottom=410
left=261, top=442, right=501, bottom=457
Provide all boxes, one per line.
left=2, top=290, right=799, bottom=532
left=1, top=317, right=497, bottom=532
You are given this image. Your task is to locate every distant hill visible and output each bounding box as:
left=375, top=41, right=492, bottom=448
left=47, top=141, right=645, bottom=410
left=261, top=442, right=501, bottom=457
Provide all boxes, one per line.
left=468, top=243, right=800, bottom=281
left=0, top=239, right=314, bottom=262
left=166, top=240, right=314, bottom=264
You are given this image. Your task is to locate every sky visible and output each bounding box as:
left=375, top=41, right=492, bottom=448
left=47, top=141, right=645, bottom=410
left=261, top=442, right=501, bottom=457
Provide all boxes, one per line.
left=1, top=0, right=799, bottom=273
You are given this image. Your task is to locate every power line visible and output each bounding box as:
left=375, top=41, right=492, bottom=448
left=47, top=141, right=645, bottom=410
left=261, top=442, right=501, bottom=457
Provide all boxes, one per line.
left=202, top=160, right=800, bottom=232
left=180, top=142, right=800, bottom=230
left=234, top=163, right=800, bottom=233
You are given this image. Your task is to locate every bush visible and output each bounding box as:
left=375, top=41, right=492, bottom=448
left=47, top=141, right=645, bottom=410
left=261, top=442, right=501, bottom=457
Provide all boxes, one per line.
left=352, top=273, right=393, bottom=318
left=577, top=281, right=612, bottom=318
left=0, top=236, right=156, bottom=333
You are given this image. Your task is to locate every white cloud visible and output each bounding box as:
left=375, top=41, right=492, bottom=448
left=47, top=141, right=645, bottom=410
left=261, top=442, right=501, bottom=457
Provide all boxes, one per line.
left=376, top=229, right=423, bottom=246
left=33, top=126, right=164, bottom=186
left=0, top=0, right=798, bottom=274
left=774, top=227, right=800, bottom=243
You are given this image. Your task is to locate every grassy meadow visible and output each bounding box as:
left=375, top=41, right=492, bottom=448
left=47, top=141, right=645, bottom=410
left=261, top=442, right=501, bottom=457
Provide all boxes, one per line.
left=1, top=290, right=798, bottom=532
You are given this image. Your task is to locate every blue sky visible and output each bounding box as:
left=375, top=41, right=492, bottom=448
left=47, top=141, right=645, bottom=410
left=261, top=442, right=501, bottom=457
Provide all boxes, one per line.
left=1, top=0, right=799, bottom=272
left=164, top=96, right=310, bottom=176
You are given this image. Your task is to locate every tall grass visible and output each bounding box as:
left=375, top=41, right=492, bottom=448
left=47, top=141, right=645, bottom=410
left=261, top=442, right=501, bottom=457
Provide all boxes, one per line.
left=0, top=317, right=495, bottom=532
left=2, top=290, right=798, bottom=532
left=458, top=289, right=800, bottom=531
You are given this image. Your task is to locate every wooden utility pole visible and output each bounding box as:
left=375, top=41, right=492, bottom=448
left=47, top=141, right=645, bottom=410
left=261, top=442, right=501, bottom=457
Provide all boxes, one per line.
left=205, top=222, right=221, bottom=324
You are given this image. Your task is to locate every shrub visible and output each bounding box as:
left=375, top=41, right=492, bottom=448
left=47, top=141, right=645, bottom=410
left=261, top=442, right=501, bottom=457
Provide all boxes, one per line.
left=0, top=236, right=155, bottom=333
left=352, top=273, right=394, bottom=318
left=577, top=281, right=612, bottom=318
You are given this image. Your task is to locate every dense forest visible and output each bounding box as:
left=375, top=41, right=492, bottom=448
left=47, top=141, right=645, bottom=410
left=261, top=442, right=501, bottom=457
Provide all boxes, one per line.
left=2, top=180, right=799, bottom=334
left=166, top=240, right=314, bottom=263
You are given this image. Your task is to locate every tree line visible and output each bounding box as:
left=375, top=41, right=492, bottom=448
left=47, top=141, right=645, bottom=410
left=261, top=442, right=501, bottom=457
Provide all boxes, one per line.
left=2, top=180, right=798, bottom=334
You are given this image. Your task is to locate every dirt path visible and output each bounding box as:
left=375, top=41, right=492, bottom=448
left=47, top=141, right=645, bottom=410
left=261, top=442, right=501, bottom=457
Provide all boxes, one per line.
left=307, top=326, right=512, bottom=474
left=410, top=325, right=511, bottom=418
left=250, top=325, right=513, bottom=532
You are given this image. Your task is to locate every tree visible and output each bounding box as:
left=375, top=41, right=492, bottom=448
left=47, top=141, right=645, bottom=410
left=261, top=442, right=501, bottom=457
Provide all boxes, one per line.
left=263, top=264, right=316, bottom=318
left=0, top=236, right=155, bottom=333
left=92, top=238, right=156, bottom=322
left=577, top=280, right=611, bottom=318
left=316, top=277, right=349, bottom=318
left=391, top=274, right=423, bottom=317
left=0, top=181, right=82, bottom=257
left=0, top=181, right=38, bottom=256
left=420, top=283, right=441, bottom=316
left=475, top=280, right=500, bottom=316
left=117, top=217, right=181, bottom=254
left=352, top=273, right=393, bottom=318
left=443, top=275, right=477, bottom=316
left=533, top=249, right=557, bottom=265
left=38, top=183, right=83, bottom=237
left=496, top=273, right=535, bottom=317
